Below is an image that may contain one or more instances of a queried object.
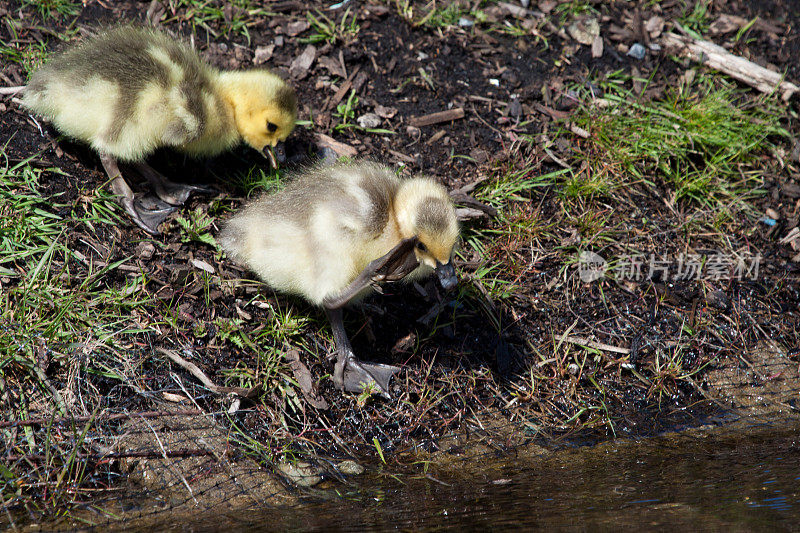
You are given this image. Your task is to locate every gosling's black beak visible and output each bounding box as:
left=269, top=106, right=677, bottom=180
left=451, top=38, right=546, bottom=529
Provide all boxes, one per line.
left=262, top=142, right=286, bottom=169
left=435, top=261, right=457, bottom=290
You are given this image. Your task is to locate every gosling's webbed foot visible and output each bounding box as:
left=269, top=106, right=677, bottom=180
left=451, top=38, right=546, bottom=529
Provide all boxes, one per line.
left=153, top=180, right=214, bottom=206
left=133, top=195, right=177, bottom=234
left=334, top=353, right=400, bottom=399
left=101, top=153, right=171, bottom=235
left=369, top=236, right=421, bottom=283
left=134, top=162, right=215, bottom=206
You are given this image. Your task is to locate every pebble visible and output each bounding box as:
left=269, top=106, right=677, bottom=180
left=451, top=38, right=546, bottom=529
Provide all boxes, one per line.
left=277, top=461, right=322, bottom=487
left=136, top=242, right=156, bottom=260
left=706, top=291, right=731, bottom=310
left=357, top=113, right=382, bottom=129
left=318, top=146, right=339, bottom=165
left=627, top=43, right=646, bottom=60
left=338, top=460, right=365, bottom=475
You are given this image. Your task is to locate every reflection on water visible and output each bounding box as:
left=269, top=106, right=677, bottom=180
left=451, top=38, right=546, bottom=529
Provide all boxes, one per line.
left=117, top=421, right=800, bottom=532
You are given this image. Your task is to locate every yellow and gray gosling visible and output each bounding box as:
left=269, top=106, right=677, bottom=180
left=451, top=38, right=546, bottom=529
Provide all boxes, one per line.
left=220, top=161, right=460, bottom=397
left=21, top=25, right=297, bottom=234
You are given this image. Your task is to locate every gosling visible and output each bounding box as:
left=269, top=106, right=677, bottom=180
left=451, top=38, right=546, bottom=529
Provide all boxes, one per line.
left=219, top=161, right=459, bottom=397
left=21, top=25, right=297, bottom=234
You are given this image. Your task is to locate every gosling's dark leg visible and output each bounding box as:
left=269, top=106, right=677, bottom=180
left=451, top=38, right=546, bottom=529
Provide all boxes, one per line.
left=319, top=239, right=423, bottom=397
left=100, top=153, right=174, bottom=235
left=133, top=161, right=213, bottom=206
left=325, top=307, right=400, bottom=398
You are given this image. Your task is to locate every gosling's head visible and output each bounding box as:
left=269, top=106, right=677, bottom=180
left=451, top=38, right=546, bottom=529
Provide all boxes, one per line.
left=396, top=178, right=460, bottom=289
left=221, top=69, right=297, bottom=165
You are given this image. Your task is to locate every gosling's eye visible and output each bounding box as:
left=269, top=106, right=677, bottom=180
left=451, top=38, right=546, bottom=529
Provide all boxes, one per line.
left=416, top=242, right=427, bottom=252
left=267, top=122, right=278, bottom=133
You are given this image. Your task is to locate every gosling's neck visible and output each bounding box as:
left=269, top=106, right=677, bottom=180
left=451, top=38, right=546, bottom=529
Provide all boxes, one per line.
left=178, top=70, right=240, bottom=157
left=393, top=178, right=443, bottom=238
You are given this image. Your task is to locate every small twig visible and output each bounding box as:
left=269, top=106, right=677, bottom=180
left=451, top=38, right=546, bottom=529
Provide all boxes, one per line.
left=663, top=29, right=799, bottom=101
left=324, top=65, right=361, bottom=111
left=408, top=108, right=465, bottom=128
left=158, top=347, right=257, bottom=397
left=556, top=335, right=631, bottom=355
left=534, top=103, right=589, bottom=138
left=0, top=86, right=25, bottom=95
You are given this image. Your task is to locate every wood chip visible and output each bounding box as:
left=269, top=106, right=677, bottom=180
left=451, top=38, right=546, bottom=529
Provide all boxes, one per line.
left=286, top=20, right=310, bottom=36
left=497, top=1, right=529, bottom=17
left=408, top=108, right=465, bottom=127
left=425, top=130, right=447, bottom=145
left=351, top=70, right=369, bottom=93
left=190, top=258, right=215, bottom=274
left=781, top=182, right=800, bottom=198
left=253, top=44, right=275, bottom=65
left=388, top=149, right=415, bottom=163
left=534, top=103, right=569, bottom=120
left=455, top=207, right=488, bottom=220
left=325, top=65, right=361, bottom=111
left=318, top=55, right=346, bottom=78
left=534, top=103, right=589, bottom=138
left=645, top=15, right=665, bottom=38
left=289, top=44, right=316, bottom=79
left=779, top=227, right=800, bottom=245
left=159, top=348, right=256, bottom=397
left=162, top=392, right=188, bottom=403
left=591, top=35, right=604, bottom=58
left=0, top=86, right=24, bottom=95
left=314, top=132, right=358, bottom=158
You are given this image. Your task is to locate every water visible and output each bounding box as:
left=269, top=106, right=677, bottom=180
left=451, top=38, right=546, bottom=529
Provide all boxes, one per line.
left=143, top=421, right=800, bottom=532
left=31, top=420, right=796, bottom=532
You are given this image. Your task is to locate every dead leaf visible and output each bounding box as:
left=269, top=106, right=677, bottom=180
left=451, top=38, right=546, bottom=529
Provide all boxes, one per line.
left=391, top=332, right=417, bottom=354
left=285, top=350, right=329, bottom=410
